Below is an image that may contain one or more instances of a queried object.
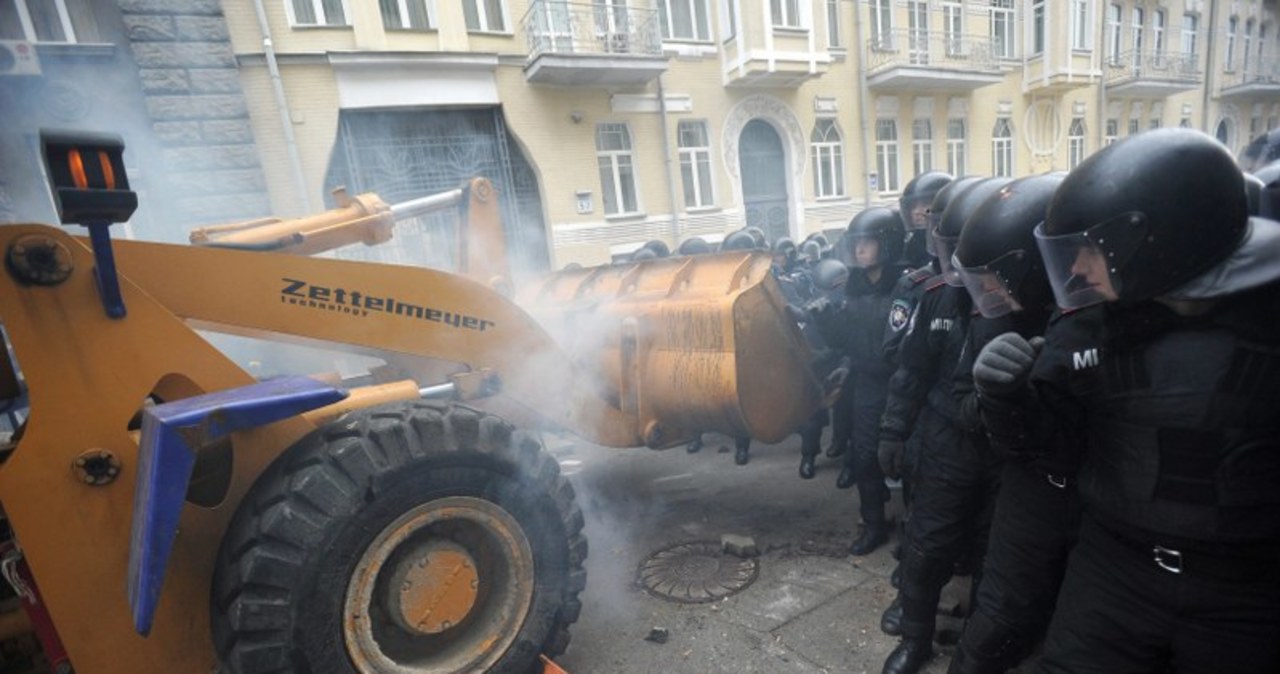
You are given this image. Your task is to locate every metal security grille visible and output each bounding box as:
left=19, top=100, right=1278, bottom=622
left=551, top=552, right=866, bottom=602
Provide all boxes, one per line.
left=325, top=107, right=550, bottom=278
left=738, top=119, right=789, bottom=243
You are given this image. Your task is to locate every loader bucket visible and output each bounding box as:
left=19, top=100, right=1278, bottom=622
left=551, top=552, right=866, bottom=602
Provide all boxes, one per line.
left=517, top=251, right=823, bottom=447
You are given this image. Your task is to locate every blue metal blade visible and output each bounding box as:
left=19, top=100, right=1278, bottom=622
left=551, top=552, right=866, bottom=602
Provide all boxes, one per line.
left=127, top=375, right=347, bottom=636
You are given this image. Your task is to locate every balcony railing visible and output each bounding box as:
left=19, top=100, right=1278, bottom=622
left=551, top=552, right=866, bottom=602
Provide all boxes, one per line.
left=522, top=0, right=662, bottom=58
left=1220, top=56, right=1280, bottom=90
left=1104, top=49, right=1199, bottom=83
left=867, top=29, right=1001, bottom=73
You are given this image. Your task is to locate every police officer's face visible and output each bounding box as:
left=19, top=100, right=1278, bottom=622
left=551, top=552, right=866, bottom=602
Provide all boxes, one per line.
left=1068, top=244, right=1119, bottom=301
left=854, top=238, right=881, bottom=268
left=910, top=203, right=930, bottom=229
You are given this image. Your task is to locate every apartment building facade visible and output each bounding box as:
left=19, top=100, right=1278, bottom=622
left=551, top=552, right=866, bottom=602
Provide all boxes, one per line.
left=2, top=0, right=1278, bottom=268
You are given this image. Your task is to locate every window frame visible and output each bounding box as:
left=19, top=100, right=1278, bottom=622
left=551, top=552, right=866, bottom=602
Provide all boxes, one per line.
left=596, top=122, right=641, bottom=216
left=1131, top=7, right=1144, bottom=63
left=992, top=117, right=1013, bottom=178
left=1067, top=118, right=1086, bottom=168
left=3, top=0, right=78, bottom=42
left=1104, top=118, right=1119, bottom=145
left=463, top=0, right=509, bottom=33
left=771, top=0, right=802, bottom=29
left=871, top=0, right=893, bottom=47
left=1181, top=13, right=1198, bottom=58
left=1070, top=0, right=1091, bottom=50
left=1031, top=0, right=1046, bottom=56
left=1107, top=4, right=1122, bottom=63
left=826, top=0, right=841, bottom=47
left=379, top=0, right=434, bottom=30
left=662, top=0, right=712, bottom=41
left=911, top=118, right=933, bottom=177
left=811, top=118, right=846, bottom=199
left=946, top=118, right=967, bottom=176
left=991, top=0, right=1015, bottom=58
left=942, top=0, right=964, bottom=55
left=1153, top=9, right=1166, bottom=55
left=288, top=0, right=351, bottom=27
left=875, top=118, right=901, bottom=195
left=677, top=120, right=716, bottom=209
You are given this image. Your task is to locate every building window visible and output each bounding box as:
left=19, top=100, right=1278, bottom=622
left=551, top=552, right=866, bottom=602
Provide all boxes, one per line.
left=1107, top=4, right=1122, bottom=63
left=871, top=0, right=892, bottom=47
left=379, top=0, right=432, bottom=29
left=1031, top=0, right=1045, bottom=55
left=771, top=0, right=801, bottom=28
left=946, top=118, right=967, bottom=175
left=1128, top=118, right=1139, bottom=136
left=991, top=0, right=1014, bottom=58
left=290, top=0, right=349, bottom=26
left=1181, top=13, right=1198, bottom=57
left=1244, top=20, right=1254, bottom=74
left=1153, top=9, right=1165, bottom=55
left=661, top=0, right=711, bottom=40
left=1149, top=118, right=1160, bottom=130
left=827, top=0, right=841, bottom=46
left=992, top=118, right=1013, bottom=177
left=1215, top=118, right=1234, bottom=147
left=1258, top=23, right=1268, bottom=73
left=1131, top=8, right=1144, bottom=64
left=912, top=119, right=933, bottom=176
left=463, top=0, right=506, bottom=31
left=811, top=119, right=846, bottom=198
left=596, top=123, right=639, bottom=215
left=943, top=0, right=963, bottom=54
left=1070, top=0, right=1090, bottom=49
left=0, top=0, right=99, bottom=41
left=1105, top=118, right=1119, bottom=145
left=721, top=0, right=736, bottom=40
left=678, top=121, right=714, bottom=209
left=908, top=0, right=929, bottom=63
left=1179, top=117, right=1191, bottom=128
left=1068, top=118, right=1086, bottom=168
left=1225, top=17, right=1237, bottom=70
left=876, top=119, right=900, bottom=194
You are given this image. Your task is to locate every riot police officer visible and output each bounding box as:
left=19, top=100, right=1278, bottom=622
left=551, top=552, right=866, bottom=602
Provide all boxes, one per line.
left=810, top=208, right=907, bottom=554
left=899, top=171, right=954, bottom=268
left=878, top=177, right=1010, bottom=674
left=798, top=258, right=852, bottom=479
left=945, top=173, right=1080, bottom=674
left=974, top=129, right=1280, bottom=673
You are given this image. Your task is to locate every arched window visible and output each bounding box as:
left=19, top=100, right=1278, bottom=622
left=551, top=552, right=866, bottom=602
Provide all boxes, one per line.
left=811, top=118, right=846, bottom=198
left=992, top=118, right=1014, bottom=177
left=1068, top=118, right=1087, bottom=168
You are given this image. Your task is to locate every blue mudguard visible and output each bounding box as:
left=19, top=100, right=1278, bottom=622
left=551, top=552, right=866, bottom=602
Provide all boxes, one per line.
left=127, top=375, right=347, bottom=636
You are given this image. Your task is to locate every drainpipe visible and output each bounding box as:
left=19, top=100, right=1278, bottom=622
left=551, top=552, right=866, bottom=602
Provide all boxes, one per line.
left=851, top=0, right=872, bottom=209
left=252, top=0, right=314, bottom=214
left=656, top=73, right=681, bottom=241
left=1200, top=0, right=1219, bottom=134
left=1097, top=8, right=1107, bottom=154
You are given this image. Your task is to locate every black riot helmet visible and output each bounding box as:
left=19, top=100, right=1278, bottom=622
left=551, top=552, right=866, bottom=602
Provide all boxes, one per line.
left=1244, top=173, right=1266, bottom=216
left=1237, top=127, right=1280, bottom=172
left=721, top=230, right=757, bottom=252
left=631, top=247, right=657, bottom=261
left=745, top=226, right=768, bottom=249
left=899, top=171, right=954, bottom=231
left=810, top=258, right=850, bottom=293
left=773, top=237, right=798, bottom=269
left=925, top=176, right=984, bottom=258
left=1037, top=128, right=1248, bottom=309
left=934, top=177, right=1012, bottom=286
left=641, top=239, right=671, bottom=258
left=955, top=173, right=1065, bottom=318
left=845, top=207, right=906, bottom=269
left=677, top=236, right=713, bottom=255
left=1253, top=159, right=1280, bottom=219
left=799, top=239, right=822, bottom=264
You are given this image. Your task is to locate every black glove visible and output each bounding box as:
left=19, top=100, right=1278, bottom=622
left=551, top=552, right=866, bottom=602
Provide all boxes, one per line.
left=973, top=333, right=1045, bottom=396
left=878, top=439, right=905, bottom=480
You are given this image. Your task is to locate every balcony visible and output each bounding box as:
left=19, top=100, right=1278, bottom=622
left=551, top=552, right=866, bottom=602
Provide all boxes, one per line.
left=865, top=29, right=1004, bottom=93
left=1218, top=57, right=1280, bottom=100
left=722, top=27, right=832, bottom=88
left=521, top=0, right=667, bottom=86
left=1104, top=49, right=1201, bottom=97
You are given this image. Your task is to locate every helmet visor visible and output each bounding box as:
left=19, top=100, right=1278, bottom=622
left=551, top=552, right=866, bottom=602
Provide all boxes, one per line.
left=956, top=250, right=1028, bottom=318
left=848, top=234, right=886, bottom=268
left=1034, top=212, right=1148, bottom=309
left=933, top=231, right=962, bottom=286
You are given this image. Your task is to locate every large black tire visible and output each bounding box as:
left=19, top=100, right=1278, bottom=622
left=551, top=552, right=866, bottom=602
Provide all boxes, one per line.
left=211, top=401, right=586, bottom=673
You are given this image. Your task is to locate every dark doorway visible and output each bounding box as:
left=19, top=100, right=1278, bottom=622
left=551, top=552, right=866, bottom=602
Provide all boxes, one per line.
left=738, top=119, right=790, bottom=242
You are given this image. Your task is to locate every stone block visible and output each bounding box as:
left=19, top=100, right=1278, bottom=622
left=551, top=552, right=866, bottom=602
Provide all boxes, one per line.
left=721, top=534, right=759, bottom=559
left=152, top=121, right=202, bottom=144
left=175, top=16, right=230, bottom=42
left=139, top=69, right=190, bottom=94
left=117, top=0, right=222, bottom=15
left=201, top=120, right=255, bottom=144
left=146, top=94, right=247, bottom=121
left=131, top=42, right=234, bottom=68
left=189, top=69, right=241, bottom=94
left=123, top=15, right=175, bottom=41
left=163, top=145, right=261, bottom=171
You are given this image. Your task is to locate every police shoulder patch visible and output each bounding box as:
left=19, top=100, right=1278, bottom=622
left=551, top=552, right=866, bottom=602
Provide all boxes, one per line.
left=888, top=299, right=912, bottom=332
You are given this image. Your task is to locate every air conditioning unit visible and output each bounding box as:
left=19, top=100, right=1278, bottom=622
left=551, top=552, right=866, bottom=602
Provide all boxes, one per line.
left=0, top=41, right=42, bottom=77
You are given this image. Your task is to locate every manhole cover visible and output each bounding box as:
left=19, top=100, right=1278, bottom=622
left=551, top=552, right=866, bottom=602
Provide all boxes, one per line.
left=637, top=540, right=759, bottom=603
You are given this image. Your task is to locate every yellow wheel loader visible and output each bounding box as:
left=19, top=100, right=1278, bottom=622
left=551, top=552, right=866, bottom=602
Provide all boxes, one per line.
left=0, top=130, right=823, bottom=673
